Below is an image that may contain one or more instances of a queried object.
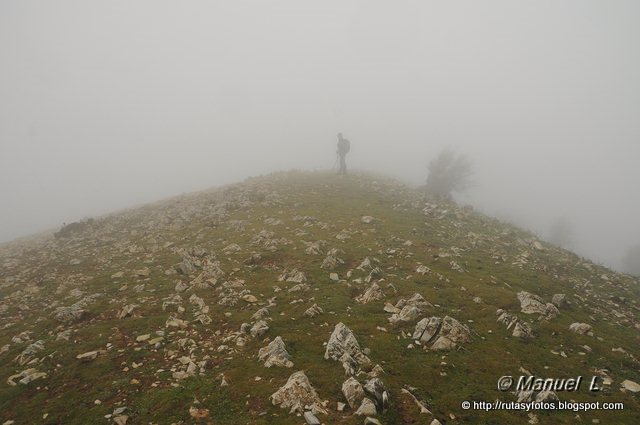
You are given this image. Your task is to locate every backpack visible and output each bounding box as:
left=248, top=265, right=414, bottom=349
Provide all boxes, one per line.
left=338, top=139, right=350, bottom=154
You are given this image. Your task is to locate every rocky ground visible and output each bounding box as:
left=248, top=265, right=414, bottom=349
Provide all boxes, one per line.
left=1, top=171, right=639, bottom=424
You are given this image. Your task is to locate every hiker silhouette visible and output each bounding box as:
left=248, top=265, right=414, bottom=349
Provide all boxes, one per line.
left=336, top=133, right=351, bottom=175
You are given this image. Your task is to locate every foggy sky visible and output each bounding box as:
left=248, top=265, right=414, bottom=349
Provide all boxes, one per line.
left=1, top=1, right=639, bottom=271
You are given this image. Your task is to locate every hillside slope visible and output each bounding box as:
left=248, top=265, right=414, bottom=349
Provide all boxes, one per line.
left=1, top=171, right=639, bottom=425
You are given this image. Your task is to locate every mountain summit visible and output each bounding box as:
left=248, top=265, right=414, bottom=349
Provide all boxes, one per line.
left=1, top=171, right=639, bottom=424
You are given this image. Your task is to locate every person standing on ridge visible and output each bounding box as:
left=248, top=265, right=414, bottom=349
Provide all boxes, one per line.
left=336, top=133, right=351, bottom=175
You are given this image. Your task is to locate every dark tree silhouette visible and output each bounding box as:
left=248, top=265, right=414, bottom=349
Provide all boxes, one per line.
left=425, top=149, right=473, bottom=199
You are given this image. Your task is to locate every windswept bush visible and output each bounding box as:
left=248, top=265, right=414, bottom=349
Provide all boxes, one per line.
left=425, top=149, right=473, bottom=199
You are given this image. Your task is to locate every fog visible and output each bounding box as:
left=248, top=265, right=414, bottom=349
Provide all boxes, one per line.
left=1, top=1, right=639, bottom=271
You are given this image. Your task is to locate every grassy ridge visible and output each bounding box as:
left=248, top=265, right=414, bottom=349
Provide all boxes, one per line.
left=0, top=171, right=639, bottom=424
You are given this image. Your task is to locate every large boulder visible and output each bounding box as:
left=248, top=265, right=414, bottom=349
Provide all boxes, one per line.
left=412, top=317, right=442, bottom=343
left=413, top=316, right=471, bottom=350
left=342, top=377, right=365, bottom=409
left=517, top=291, right=547, bottom=314
left=364, top=378, right=389, bottom=412
left=517, top=291, right=558, bottom=318
left=258, top=337, right=293, bottom=368
left=388, top=305, right=421, bottom=325
left=270, top=371, right=327, bottom=415
left=324, top=323, right=370, bottom=367
left=355, top=398, right=378, bottom=416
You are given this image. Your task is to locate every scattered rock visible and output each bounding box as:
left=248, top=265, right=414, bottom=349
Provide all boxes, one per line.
left=7, top=368, right=47, bottom=385
left=56, top=329, right=73, bottom=341
left=356, top=283, right=385, bottom=304
left=134, top=268, right=150, bottom=278
left=496, top=309, right=534, bottom=338
left=551, top=294, right=567, bottom=308
left=54, top=304, right=86, bottom=324
left=135, top=334, right=150, bottom=342
left=242, top=294, right=258, bottom=303
left=401, top=388, right=431, bottom=414
left=250, top=320, right=269, bottom=338
left=621, top=380, right=640, bottom=393
left=176, top=258, right=196, bottom=275
left=117, top=304, right=137, bottom=319
left=76, top=350, right=100, bottom=361
left=288, top=283, right=310, bottom=293
left=174, top=280, right=189, bottom=292
left=278, top=269, right=307, bottom=283
left=222, top=243, right=241, bottom=254
left=14, top=340, right=44, bottom=366
left=252, top=307, right=270, bottom=320
left=388, top=305, right=421, bottom=325
left=416, top=264, right=431, bottom=275
left=532, top=240, right=545, bottom=251
left=165, top=317, right=188, bottom=329
left=512, top=321, right=534, bottom=338
left=304, top=304, right=324, bottom=318
left=189, top=406, right=210, bottom=419
left=303, top=411, right=321, bottom=425
left=569, top=323, right=593, bottom=335
left=321, top=249, right=344, bottom=270
left=113, top=415, right=128, bottom=425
